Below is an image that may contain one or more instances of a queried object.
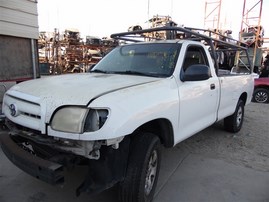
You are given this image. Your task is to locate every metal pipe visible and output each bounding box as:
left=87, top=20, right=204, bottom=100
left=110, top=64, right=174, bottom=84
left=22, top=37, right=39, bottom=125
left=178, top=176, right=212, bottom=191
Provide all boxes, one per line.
left=252, top=0, right=263, bottom=68
left=31, top=39, right=37, bottom=79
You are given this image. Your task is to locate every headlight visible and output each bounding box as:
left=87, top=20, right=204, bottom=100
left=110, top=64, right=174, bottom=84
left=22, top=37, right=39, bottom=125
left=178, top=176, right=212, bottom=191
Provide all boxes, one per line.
left=51, top=107, right=108, bottom=133
left=84, top=109, right=108, bottom=132
left=51, top=107, right=88, bottom=133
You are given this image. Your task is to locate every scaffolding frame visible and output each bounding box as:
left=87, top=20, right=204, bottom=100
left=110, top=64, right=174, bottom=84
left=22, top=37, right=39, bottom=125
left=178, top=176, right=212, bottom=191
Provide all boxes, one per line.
left=204, top=0, right=222, bottom=31
left=239, top=0, right=263, bottom=68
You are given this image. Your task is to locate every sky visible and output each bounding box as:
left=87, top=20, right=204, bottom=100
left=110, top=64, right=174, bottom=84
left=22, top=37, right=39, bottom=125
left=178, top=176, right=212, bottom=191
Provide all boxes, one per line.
left=37, top=0, right=269, bottom=44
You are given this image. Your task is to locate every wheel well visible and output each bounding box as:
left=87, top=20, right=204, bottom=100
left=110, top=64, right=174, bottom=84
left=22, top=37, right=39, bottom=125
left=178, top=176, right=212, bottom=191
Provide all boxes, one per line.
left=239, top=92, right=247, bottom=105
left=133, top=119, right=174, bottom=148
left=255, top=85, right=269, bottom=91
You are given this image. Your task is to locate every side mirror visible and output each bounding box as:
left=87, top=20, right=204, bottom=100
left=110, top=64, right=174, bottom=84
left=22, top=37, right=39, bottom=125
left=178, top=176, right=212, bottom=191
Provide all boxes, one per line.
left=181, top=64, right=211, bottom=81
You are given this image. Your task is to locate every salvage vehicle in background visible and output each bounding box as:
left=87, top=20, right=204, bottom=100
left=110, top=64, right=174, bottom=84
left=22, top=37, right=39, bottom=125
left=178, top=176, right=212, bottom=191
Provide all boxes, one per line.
left=252, top=54, right=269, bottom=103
left=252, top=76, right=269, bottom=103
left=241, top=25, right=264, bottom=47
left=0, top=27, right=254, bottom=202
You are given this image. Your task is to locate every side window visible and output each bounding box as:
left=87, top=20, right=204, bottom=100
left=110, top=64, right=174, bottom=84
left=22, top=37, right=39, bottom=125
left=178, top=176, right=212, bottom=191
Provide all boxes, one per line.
left=182, top=46, right=209, bottom=72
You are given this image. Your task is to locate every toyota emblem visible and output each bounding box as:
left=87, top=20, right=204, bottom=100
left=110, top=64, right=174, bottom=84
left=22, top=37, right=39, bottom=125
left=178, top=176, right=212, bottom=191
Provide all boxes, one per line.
left=9, top=104, right=18, bottom=117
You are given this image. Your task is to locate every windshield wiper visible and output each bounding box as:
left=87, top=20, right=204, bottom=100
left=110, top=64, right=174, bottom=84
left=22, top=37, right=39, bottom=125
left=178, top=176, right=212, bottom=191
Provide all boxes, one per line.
left=117, top=70, right=170, bottom=78
left=90, top=69, right=108, bottom=73
left=91, top=69, right=168, bottom=77
left=114, top=70, right=154, bottom=77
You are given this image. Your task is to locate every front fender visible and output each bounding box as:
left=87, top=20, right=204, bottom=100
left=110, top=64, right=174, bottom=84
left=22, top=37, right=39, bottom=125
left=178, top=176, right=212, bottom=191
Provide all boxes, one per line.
left=79, top=77, right=179, bottom=141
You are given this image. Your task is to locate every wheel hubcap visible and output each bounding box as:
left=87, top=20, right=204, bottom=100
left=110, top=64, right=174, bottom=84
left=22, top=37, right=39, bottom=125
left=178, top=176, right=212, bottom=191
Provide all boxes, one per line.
left=236, top=106, right=243, bottom=127
left=145, top=150, right=158, bottom=196
left=255, top=92, right=268, bottom=103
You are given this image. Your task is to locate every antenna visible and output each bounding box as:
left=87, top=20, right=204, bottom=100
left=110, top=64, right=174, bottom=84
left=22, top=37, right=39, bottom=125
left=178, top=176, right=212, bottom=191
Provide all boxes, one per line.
left=147, top=0, right=150, bottom=28
left=148, top=0, right=150, bottom=20
left=171, top=0, right=173, bottom=17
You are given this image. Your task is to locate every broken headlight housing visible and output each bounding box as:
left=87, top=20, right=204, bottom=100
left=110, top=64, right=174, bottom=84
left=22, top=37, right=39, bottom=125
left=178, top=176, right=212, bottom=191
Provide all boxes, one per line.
left=84, top=109, right=109, bottom=132
left=51, top=107, right=108, bottom=133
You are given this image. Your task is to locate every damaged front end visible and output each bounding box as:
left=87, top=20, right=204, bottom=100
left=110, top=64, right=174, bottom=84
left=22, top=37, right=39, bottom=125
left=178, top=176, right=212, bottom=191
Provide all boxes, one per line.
left=0, top=119, right=130, bottom=196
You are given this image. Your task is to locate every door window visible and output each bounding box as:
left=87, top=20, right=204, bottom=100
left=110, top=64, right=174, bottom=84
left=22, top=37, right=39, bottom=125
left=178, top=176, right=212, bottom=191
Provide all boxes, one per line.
left=182, top=46, right=209, bottom=72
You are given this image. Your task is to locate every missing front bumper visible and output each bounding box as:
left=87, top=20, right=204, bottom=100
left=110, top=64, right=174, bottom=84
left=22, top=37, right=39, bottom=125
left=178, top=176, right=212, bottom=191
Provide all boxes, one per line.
left=0, top=130, right=131, bottom=196
left=0, top=132, right=64, bottom=185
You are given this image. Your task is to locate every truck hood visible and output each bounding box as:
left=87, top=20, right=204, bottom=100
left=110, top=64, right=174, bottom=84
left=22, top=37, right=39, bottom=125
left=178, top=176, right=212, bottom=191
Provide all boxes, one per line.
left=9, top=73, right=161, bottom=106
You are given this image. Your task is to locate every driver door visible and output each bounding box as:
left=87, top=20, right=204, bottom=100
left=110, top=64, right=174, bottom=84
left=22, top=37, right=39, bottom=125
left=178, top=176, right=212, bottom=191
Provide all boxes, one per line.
left=176, top=45, right=220, bottom=142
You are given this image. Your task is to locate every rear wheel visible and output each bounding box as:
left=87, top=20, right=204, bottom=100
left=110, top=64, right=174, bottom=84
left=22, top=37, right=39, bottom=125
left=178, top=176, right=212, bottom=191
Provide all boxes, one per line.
left=119, top=133, right=161, bottom=202
left=253, top=88, right=269, bottom=103
left=224, top=99, right=244, bottom=133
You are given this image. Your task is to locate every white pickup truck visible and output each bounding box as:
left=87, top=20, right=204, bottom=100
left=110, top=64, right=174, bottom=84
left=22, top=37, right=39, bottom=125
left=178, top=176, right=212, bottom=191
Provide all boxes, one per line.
left=0, top=27, right=254, bottom=202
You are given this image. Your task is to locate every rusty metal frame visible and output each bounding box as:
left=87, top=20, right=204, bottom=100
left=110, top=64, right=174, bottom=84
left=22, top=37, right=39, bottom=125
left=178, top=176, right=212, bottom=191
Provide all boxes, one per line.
left=239, top=0, right=263, bottom=67
left=111, top=26, right=252, bottom=74
left=38, top=30, right=118, bottom=75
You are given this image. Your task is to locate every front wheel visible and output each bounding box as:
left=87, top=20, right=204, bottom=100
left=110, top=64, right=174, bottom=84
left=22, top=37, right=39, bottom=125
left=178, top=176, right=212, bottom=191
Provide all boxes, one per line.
left=119, top=133, right=161, bottom=202
left=224, top=99, right=245, bottom=133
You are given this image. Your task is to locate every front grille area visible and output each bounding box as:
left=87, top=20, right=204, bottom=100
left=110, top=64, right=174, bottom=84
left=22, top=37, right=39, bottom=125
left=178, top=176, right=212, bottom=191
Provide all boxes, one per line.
left=3, top=94, right=43, bottom=132
left=21, top=112, right=41, bottom=119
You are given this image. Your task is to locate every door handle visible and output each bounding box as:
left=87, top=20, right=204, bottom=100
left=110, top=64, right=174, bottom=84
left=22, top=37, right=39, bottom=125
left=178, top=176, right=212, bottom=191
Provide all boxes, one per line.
left=210, top=84, right=215, bottom=90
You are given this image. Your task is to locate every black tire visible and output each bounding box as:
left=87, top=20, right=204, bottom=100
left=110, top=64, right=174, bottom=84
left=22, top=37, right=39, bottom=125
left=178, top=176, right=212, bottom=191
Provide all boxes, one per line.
left=119, top=133, right=161, bottom=202
left=252, top=88, right=269, bottom=103
left=224, top=99, right=244, bottom=133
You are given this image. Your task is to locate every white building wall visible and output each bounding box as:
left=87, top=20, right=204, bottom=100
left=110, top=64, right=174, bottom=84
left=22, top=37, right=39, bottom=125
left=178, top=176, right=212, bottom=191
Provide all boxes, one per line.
left=0, top=0, right=39, bottom=39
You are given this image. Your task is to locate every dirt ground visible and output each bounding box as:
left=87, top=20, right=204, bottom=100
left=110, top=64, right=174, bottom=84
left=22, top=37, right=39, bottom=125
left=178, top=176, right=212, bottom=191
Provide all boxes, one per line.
left=177, top=102, right=269, bottom=172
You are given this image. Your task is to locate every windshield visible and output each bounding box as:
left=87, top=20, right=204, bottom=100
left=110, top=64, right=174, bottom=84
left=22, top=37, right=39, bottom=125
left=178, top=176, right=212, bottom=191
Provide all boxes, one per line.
left=91, top=43, right=181, bottom=77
